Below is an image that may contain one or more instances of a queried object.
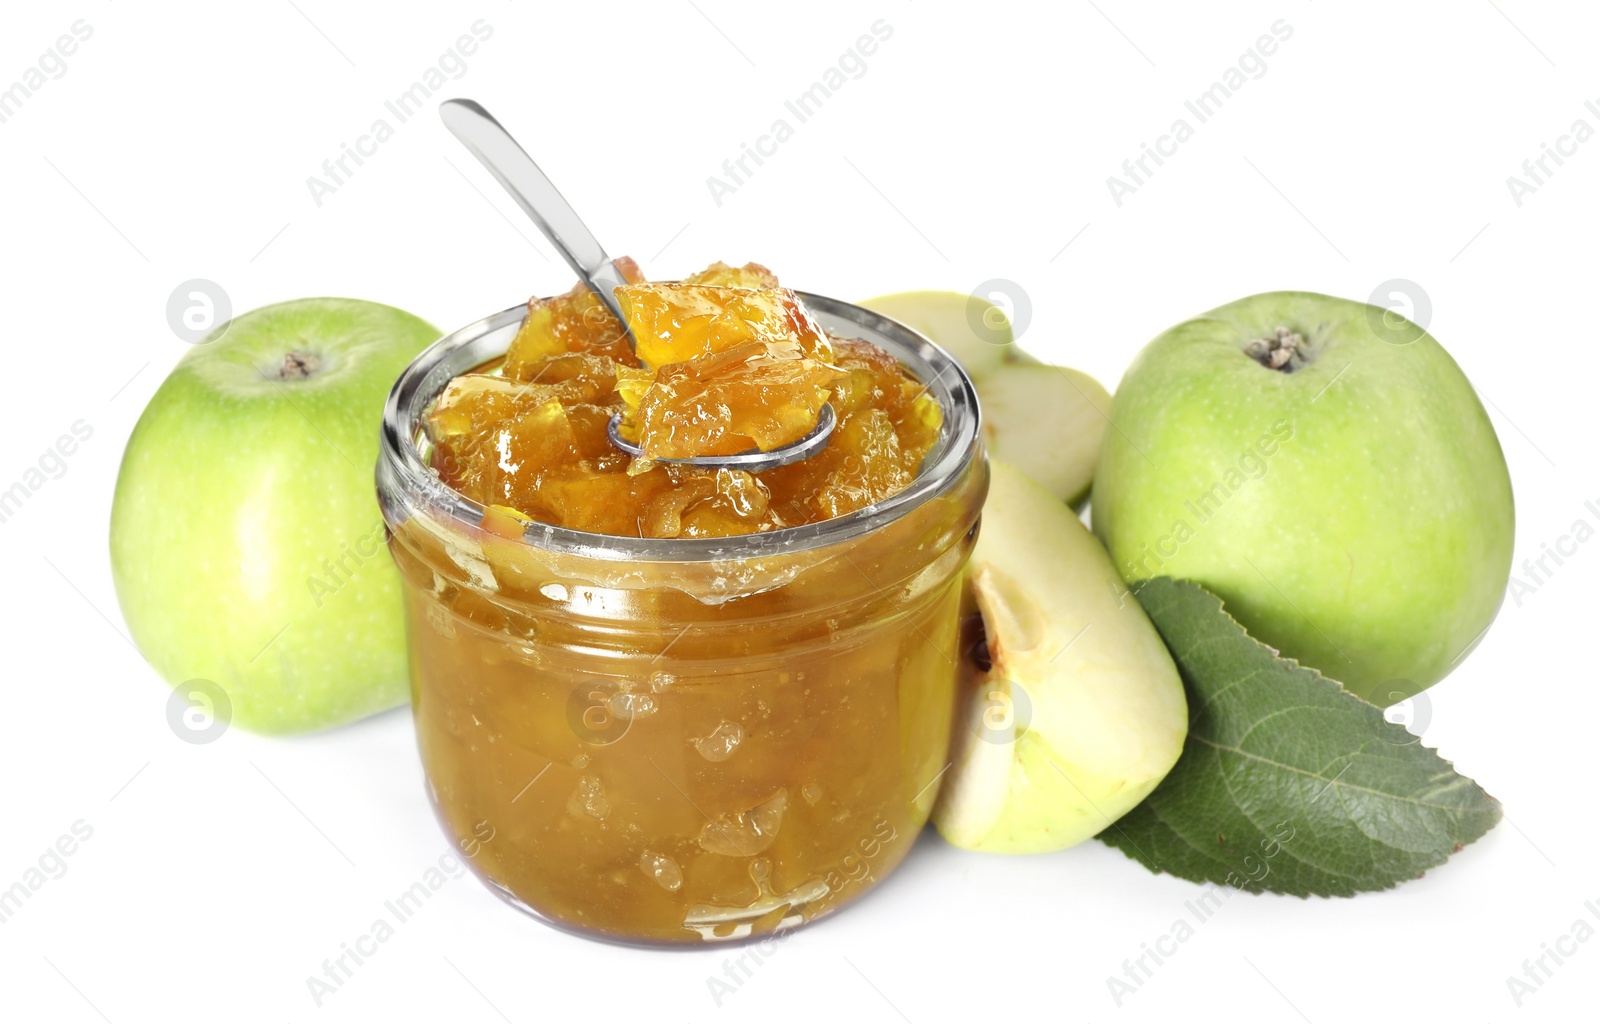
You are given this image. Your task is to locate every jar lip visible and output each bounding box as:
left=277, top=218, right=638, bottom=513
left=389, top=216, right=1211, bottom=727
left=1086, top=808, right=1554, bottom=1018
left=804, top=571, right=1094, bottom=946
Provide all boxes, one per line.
left=377, top=291, right=983, bottom=563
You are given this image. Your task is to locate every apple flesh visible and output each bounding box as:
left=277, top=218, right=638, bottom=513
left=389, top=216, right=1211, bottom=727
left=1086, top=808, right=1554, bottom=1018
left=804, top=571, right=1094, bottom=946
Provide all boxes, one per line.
left=934, top=462, right=1187, bottom=854
left=976, top=364, right=1110, bottom=507
left=859, top=290, right=1110, bottom=505
left=1092, top=291, right=1514, bottom=705
left=110, top=298, right=439, bottom=734
left=859, top=290, right=1022, bottom=378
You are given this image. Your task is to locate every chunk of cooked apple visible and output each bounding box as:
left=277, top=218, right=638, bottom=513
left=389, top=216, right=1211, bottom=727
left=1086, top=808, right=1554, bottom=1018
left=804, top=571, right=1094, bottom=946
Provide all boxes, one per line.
left=616, top=281, right=832, bottom=368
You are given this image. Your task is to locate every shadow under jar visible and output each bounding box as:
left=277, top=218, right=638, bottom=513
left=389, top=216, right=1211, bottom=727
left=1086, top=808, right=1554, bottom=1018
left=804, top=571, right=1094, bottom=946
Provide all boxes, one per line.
left=376, top=293, right=986, bottom=946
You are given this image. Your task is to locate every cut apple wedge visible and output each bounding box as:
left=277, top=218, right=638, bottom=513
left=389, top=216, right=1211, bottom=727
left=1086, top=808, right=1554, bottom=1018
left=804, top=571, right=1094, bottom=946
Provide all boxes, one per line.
left=859, top=291, right=1107, bottom=504
left=859, top=290, right=1024, bottom=379
left=934, top=462, right=1187, bottom=854
left=976, top=364, right=1110, bottom=507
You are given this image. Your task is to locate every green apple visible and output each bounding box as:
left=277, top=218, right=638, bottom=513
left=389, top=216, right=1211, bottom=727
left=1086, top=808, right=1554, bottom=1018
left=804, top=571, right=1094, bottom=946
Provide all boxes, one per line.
left=859, top=290, right=1030, bottom=378
left=934, top=462, right=1187, bottom=854
left=977, top=364, right=1111, bottom=506
left=1092, top=291, right=1514, bottom=705
left=111, top=298, right=439, bottom=734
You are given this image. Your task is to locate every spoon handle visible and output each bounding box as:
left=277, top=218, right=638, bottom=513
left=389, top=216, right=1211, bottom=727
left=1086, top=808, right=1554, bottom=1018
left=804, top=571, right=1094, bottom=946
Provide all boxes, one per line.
left=439, top=98, right=634, bottom=332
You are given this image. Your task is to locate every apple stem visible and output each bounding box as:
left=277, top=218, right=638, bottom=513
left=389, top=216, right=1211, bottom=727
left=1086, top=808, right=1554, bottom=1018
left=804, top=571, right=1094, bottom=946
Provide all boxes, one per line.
left=1245, top=327, right=1307, bottom=372
left=274, top=351, right=322, bottom=381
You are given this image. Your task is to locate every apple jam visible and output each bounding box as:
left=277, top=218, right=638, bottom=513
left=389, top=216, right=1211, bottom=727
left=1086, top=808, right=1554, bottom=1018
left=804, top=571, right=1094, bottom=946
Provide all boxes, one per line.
left=427, top=261, right=942, bottom=535
left=376, top=276, right=984, bottom=945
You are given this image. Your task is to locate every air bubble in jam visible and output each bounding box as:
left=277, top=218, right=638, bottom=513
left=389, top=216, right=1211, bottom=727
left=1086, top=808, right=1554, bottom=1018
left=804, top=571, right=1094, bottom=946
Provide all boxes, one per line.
left=697, top=788, right=787, bottom=856
left=801, top=783, right=822, bottom=805
left=639, top=850, right=683, bottom=891
left=610, top=692, right=658, bottom=720
left=694, top=721, right=745, bottom=762
left=568, top=775, right=610, bottom=820
left=648, top=671, right=676, bottom=692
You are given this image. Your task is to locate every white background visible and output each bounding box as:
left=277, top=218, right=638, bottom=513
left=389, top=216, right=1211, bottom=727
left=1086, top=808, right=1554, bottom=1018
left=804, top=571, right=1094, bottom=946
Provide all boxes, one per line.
left=2, top=1, right=1596, bottom=1021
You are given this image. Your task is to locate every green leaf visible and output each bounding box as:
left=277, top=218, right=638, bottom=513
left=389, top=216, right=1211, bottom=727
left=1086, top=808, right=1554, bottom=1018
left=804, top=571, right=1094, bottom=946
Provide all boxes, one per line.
left=1099, top=578, right=1501, bottom=897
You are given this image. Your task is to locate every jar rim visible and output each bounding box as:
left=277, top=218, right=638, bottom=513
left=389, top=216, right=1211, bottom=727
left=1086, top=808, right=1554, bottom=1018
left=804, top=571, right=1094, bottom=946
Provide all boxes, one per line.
left=377, top=291, right=983, bottom=564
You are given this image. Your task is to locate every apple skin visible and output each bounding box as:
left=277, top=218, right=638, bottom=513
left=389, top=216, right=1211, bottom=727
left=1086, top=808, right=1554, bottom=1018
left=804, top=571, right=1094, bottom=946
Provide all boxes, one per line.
left=111, top=298, right=439, bottom=734
left=1092, top=291, right=1514, bottom=705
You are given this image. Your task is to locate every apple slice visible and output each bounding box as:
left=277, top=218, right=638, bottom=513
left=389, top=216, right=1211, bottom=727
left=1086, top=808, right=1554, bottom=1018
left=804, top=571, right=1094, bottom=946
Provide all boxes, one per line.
left=858, top=290, right=1021, bottom=379
left=934, top=462, right=1187, bottom=854
left=976, top=364, right=1111, bottom=507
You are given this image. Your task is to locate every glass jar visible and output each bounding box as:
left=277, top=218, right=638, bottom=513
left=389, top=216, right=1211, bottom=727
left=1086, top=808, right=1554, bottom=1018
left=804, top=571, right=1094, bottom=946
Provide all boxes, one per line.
left=376, top=292, right=985, bottom=946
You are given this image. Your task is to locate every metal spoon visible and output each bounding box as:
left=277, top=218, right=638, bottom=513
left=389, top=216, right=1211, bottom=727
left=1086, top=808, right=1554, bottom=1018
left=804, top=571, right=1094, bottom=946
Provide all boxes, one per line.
left=439, top=98, right=836, bottom=471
